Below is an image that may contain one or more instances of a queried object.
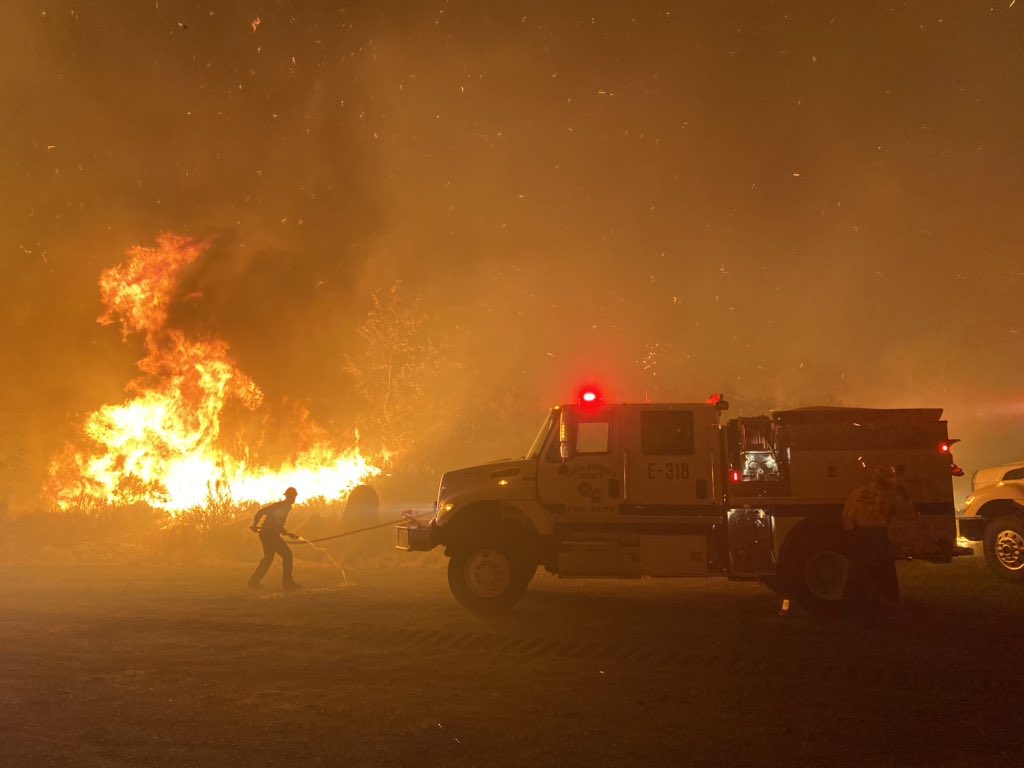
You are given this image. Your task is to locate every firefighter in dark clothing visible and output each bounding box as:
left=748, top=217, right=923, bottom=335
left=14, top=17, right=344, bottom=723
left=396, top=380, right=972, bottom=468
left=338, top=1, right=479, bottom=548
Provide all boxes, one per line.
left=842, top=466, right=916, bottom=626
left=248, top=487, right=302, bottom=590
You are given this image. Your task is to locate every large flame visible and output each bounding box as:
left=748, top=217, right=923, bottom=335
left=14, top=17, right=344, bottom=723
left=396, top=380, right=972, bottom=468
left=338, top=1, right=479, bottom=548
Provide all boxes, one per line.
left=46, top=234, right=380, bottom=513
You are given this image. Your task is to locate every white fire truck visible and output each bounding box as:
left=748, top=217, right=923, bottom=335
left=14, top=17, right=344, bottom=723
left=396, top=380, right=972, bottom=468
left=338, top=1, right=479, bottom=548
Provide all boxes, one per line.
left=397, top=391, right=964, bottom=615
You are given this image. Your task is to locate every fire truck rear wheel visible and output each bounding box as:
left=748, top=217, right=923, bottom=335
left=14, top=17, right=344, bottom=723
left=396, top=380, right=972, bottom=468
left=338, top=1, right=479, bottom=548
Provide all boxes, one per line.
left=447, top=535, right=534, bottom=613
left=781, top=527, right=853, bottom=618
left=983, top=515, right=1024, bottom=584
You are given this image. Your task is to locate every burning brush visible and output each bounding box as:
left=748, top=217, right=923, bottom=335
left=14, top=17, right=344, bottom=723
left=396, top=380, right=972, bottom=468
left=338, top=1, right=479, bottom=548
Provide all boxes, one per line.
left=46, top=234, right=380, bottom=515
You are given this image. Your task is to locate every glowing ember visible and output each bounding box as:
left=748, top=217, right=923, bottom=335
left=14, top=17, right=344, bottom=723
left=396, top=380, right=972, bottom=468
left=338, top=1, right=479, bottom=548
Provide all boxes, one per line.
left=46, top=234, right=380, bottom=513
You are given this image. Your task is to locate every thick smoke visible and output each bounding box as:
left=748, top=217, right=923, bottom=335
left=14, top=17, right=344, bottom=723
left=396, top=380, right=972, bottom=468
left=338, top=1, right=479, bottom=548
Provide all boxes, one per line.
left=3, top=1, right=1023, bottom=512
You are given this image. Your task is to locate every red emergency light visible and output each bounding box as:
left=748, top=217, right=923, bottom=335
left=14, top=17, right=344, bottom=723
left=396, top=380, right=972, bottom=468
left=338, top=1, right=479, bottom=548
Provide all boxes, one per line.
left=707, top=393, right=730, bottom=410
left=729, top=468, right=741, bottom=483
left=938, top=439, right=962, bottom=475
left=577, top=388, right=603, bottom=407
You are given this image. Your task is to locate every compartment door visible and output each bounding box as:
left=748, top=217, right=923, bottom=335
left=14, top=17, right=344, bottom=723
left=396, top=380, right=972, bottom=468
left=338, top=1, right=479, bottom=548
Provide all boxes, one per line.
left=622, top=406, right=715, bottom=512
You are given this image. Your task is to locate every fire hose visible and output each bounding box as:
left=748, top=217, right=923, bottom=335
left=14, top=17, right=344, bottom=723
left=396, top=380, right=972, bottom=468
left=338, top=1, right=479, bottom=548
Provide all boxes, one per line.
left=286, top=511, right=431, bottom=544
left=249, top=511, right=432, bottom=586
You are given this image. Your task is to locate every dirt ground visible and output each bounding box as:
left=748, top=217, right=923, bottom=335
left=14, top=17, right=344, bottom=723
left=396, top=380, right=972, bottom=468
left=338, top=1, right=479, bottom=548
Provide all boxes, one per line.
left=0, top=536, right=1021, bottom=768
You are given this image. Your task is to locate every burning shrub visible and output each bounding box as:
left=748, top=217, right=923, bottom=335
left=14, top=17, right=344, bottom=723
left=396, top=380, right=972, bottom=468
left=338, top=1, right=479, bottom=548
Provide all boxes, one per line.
left=45, top=234, right=381, bottom=517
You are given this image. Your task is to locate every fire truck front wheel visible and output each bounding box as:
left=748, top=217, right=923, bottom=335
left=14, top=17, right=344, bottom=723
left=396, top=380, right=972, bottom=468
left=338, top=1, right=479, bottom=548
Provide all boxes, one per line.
left=983, top=515, right=1024, bottom=583
left=781, top=527, right=853, bottom=618
left=447, top=534, right=534, bottom=613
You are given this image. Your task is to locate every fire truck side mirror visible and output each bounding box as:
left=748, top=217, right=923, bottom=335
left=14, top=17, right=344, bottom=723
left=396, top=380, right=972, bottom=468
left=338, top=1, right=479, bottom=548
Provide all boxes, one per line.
left=559, top=410, right=575, bottom=461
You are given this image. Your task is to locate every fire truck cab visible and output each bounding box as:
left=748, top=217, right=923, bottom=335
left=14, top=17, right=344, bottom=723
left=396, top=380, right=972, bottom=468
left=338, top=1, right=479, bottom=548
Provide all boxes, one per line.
left=397, top=393, right=961, bottom=615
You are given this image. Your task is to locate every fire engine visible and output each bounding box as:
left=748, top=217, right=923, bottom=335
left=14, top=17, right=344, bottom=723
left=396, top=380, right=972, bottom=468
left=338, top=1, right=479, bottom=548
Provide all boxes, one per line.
left=397, top=390, right=964, bottom=615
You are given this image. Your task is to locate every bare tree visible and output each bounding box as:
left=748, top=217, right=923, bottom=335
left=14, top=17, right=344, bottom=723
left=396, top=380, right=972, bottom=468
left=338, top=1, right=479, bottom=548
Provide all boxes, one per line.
left=343, top=281, right=442, bottom=459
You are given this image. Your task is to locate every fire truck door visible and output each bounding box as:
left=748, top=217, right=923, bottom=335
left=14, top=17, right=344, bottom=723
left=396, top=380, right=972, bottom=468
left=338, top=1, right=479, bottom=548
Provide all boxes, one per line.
left=622, top=406, right=716, bottom=512
left=536, top=407, right=623, bottom=517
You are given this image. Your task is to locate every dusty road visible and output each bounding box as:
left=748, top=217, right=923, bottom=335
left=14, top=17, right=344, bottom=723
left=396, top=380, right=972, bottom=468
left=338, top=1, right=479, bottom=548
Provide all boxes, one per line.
left=0, top=544, right=1020, bottom=767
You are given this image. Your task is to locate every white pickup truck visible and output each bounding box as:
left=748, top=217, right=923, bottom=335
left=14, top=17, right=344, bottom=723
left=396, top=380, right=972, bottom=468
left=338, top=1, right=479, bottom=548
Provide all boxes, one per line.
left=958, top=461, right=1024, bottom=582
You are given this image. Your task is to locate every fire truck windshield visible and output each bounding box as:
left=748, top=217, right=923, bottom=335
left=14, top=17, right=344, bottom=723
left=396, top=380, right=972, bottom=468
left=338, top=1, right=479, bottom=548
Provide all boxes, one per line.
left=526, top=409, right=558, bottom=459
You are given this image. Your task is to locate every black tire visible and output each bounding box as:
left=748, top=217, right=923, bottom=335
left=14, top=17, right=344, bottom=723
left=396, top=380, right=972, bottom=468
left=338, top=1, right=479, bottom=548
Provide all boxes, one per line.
left=983, top=515, right=1024, bottom=584
left=779, top=526, right=854, bottom=618
left=447, top=533, right=534, bottom=613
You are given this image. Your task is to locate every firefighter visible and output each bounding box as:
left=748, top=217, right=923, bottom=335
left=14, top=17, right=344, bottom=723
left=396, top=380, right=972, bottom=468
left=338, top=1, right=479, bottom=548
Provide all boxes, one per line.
left=842, top=466, right=916, bottom=626
left=248, top=487, right=302, bottom=590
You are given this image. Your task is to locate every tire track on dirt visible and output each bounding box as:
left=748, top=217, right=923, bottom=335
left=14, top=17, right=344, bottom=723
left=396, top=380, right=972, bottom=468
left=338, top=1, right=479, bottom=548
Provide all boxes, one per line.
left=54, top=613, right=1018, bottom=697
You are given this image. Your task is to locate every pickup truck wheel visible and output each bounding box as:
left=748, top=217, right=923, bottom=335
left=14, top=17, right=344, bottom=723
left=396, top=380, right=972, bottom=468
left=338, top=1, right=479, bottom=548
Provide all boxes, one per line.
left=983, top=516, right=1024, bottom=583
left=780, top=528, right=853, bottom=618
left=447, top=536, right=533, bottom=613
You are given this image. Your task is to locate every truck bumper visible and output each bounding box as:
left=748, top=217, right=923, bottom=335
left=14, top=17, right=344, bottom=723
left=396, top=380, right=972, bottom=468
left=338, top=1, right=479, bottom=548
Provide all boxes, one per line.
left=396, top=521, right=439, bottom=552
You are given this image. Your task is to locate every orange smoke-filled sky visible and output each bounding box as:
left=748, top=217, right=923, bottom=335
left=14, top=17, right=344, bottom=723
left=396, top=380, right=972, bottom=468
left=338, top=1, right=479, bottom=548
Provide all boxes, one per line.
left=2, top=1, right=1023, bottom=509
